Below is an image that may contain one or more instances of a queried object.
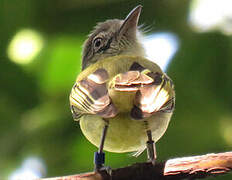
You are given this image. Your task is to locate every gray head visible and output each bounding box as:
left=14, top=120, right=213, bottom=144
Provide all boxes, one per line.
left=82, top=5, right=145, bottom=70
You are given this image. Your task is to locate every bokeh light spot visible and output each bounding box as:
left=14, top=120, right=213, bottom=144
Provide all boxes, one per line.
left=7, top=29, right=44, bottom=65
left=143, top=32, right=179, bottom=71
left=9, top=157, right=46, bottom=180
left=220, top=116, right=232, bottom=147
left=189, top=0, right=232, bottom=35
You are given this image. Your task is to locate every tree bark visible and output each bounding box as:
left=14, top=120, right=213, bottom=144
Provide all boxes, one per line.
left=42, top=151, right=232, bottom=180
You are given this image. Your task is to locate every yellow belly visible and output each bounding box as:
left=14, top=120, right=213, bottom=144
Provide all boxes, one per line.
left=77, top=55, right=173, bottom=153
left=80, top=111, right=172, bottom=153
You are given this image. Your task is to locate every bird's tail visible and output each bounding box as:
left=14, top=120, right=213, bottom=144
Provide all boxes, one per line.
left=131, top=147, right=146, bottom=157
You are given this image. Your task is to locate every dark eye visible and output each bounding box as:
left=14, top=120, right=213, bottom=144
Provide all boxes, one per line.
left=93, top=37, right=103, bottom=48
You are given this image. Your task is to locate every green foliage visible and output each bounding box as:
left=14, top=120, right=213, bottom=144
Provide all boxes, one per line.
left=0, top=0, right=231, bottom=179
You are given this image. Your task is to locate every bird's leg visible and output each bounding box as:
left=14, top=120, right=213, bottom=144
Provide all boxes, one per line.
left=94, top=120, right=109, bottom=172
left=146, top=129, right=156, bottom=165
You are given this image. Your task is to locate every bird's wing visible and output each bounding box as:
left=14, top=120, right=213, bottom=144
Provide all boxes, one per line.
left=70, top=68, right=117, bottom=121
left=110, top=62, right=175, bottom=119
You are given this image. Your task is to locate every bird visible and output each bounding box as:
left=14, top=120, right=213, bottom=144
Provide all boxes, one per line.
left=69, top=5, right=175, bottom=171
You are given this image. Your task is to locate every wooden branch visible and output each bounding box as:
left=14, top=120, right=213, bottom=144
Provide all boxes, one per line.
left=42, top=151, right=232, bottom=180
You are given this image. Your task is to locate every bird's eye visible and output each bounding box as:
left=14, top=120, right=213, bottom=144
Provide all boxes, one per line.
left=93, top=37, right=103, bottom=48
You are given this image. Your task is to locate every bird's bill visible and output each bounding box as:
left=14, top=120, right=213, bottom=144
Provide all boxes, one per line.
left=118, top=5, right=142, bottom=39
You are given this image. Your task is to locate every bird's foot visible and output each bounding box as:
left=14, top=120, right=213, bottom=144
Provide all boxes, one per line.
left=95, top=165, right=112, bottom=177
left=94, top=152, right=112, bottom=175
left=146, top=130, right=157, bottom=166
left=94, top=151, right=105, bottom=171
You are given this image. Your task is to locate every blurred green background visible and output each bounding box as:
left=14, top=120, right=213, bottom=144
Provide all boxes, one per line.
left=1, top=0, right=232, bottom=179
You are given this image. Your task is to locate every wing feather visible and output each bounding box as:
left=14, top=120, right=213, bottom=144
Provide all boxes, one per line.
left=70, top=68, right=117, bottom=120
left=109, top=62, right=175, bottom=120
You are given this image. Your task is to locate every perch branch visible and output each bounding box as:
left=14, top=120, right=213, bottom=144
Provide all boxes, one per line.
left=41, top=151, right=232, bottom=180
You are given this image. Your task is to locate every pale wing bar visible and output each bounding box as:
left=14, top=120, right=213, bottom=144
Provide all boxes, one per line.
left=70, top=68, right=117, bottom=120
left=109, top=62, right=175, bottom=120
left=132, top=74, right=175, bottom=119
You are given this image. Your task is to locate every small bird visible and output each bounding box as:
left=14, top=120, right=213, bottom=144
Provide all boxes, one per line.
left=70, top=5, right=175, bottom=171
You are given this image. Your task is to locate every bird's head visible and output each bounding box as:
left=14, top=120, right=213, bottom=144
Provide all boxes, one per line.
left=82, top=5, right=145, bottom=70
